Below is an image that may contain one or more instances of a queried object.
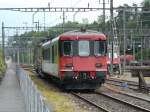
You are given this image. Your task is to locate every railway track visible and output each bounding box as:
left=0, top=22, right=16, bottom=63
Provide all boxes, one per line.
left=95, top=90, right=150, bottom=112
left=22, top=67, right=111, bottom=112
left=23, top=66, right=150, bottom=112
left=71, top=92, right=110, bottom=112
left=72, top=91, right=150, bottom=112
left=104, top=84, right=150, bottom=103
left=106, top=78, right=150, bottom=90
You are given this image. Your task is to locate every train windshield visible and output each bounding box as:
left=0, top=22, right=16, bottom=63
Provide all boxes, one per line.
left=62, top=41, right=72, bottom=56
left=94, top=41, right=106, bottom=56
left=78, top=40, right=90, bottom=56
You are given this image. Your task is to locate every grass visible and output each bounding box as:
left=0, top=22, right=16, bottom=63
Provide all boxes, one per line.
left=28, top=72, right=89, bottom=112
left=0, top=49, right=6, bottom=79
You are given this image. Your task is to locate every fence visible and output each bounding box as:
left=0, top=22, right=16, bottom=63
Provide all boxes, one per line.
left=16, top=66, right=51, bottom=112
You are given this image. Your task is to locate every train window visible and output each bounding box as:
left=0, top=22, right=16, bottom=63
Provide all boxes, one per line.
left=52, top=46, right=54, bottom=63
left=55, top=45, right=57, bottom=56
left=94, top=41, right=106, bottom=56
left=63, top=41, right=72, bottom=56
left=43, top=48, right=50, bottom=60
left=78, top=40, right=90, bottom=56
left=50, top=47, right=52, bottom=62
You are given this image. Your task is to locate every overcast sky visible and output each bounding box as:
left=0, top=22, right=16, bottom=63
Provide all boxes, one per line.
left=0, top=0, right=144, bottom=36
left=0, top=0, right=143, bottom=7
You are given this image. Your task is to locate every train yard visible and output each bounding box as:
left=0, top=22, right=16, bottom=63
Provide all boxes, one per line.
left=21, top=65, right=150, bottom=112
left=1, top=1, right=150, bottom=111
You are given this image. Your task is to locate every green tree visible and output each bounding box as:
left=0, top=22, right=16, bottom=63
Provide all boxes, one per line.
left=116, top=4, right=138, bottom=29
left=141, top=0, right=150, bottom=28
left=97, top=15, right=105, bottom=32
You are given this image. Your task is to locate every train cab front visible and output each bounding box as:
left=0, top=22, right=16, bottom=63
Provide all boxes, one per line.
left=59, top=34, right=107, bottom=90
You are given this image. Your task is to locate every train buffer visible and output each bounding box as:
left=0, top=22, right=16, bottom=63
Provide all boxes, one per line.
left=129, top=66, right=150, bottom=94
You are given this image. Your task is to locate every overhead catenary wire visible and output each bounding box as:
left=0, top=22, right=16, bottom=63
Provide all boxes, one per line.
left=71, top=0, right=83, bottom=7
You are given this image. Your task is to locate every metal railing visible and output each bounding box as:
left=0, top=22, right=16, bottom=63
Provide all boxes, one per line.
left=16, top=66, right=51, bottom=112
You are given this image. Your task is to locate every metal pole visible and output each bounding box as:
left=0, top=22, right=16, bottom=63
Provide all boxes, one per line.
left=111, top=41, right=114, bottom=74
left=2, top=22, right=5, bottom=61
left=110, top=0, right=114, bottom=75
left=123, top=8, right=126, bottom=74
left=140, top=21, right=143, bottom=65
left=110, top=0, right=113, bottom=24
left=103, top=0, right=106, bottom=33
left=141, top=37, right=143, bottom=65
left=62, top=11, right=65, bottom=32
left=17, top=48, right=20, bottom=64
left=133, top=40, right=135, bottom=57
left=130, top=30, right=133, bottom=49
left=38, top=20, right=40, bottom=32
left=44, top=11, right=46, bottom=31
left=145, top=37, right=147, bottom=60
left=32, top=11, right=38, bottom=28
left=147, top=37, right=149, bottom=60
left=73, top=11, right=78, bottom=22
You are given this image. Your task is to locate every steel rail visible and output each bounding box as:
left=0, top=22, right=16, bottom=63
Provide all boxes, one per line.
left=71, top=92, right=111, bottom=112
left=104, top=85, right=150, bottom=104
left=106, top=78, right=150, bottom=89
left=118, top=91, right=150, bottom=103
left=107, top=78, right=138, bottom=86
left=23, top=67, right=150, bottom=112
left=105, top=81, right=138, bottom=91
left=95, top=91, right=150, bottom=112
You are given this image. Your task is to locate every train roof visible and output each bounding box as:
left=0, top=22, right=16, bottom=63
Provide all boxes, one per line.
left=42, top=30, right=106, bottom=47
left=60, top=30, right=104, bottom=36
left=59, top=30, right=106, bottom=40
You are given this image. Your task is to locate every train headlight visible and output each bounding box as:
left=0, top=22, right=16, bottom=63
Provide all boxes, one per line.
left=65, top=63, right=73, bottom=68
left=95, top=63, right=102, bottom=68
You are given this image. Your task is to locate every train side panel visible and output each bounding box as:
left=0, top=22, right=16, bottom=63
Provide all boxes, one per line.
left=41, top=39, right=60, bottom=78
left=42, top=61, right=59, bottom=77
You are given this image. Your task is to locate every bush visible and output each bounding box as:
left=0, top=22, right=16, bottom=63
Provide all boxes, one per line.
left=0, top=49, right=6, bottom=79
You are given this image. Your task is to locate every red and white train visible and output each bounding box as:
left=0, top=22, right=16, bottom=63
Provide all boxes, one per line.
left=34, top=30, right=108, bottom=90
